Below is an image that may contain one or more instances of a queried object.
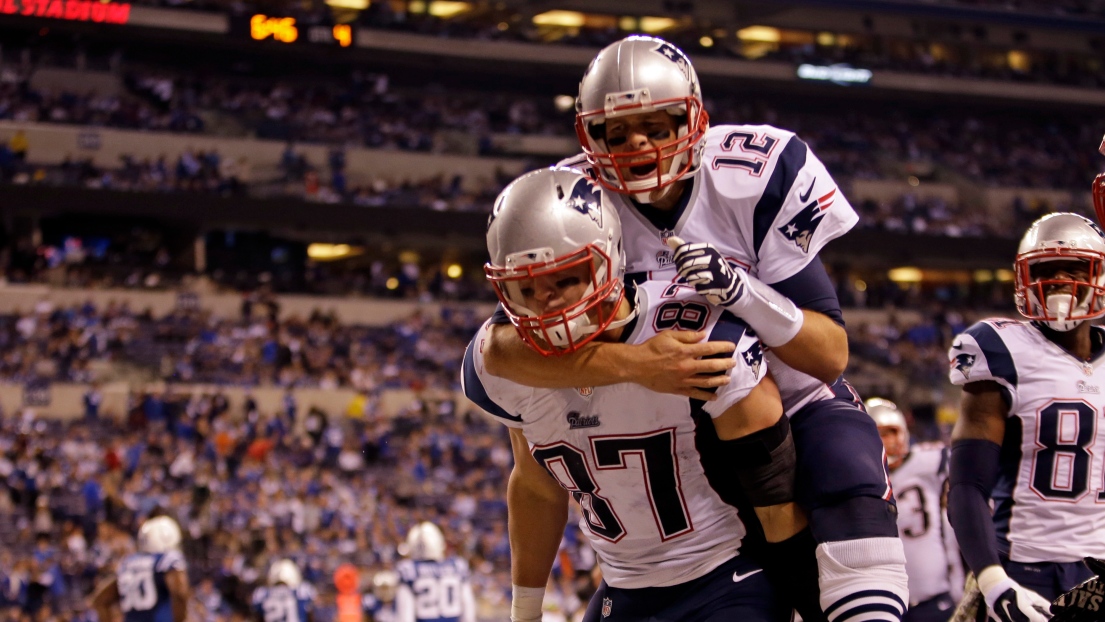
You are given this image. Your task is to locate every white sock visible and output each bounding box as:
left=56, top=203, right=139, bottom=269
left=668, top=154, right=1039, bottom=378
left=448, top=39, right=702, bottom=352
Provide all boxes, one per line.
left=817, top=538, right=910, bottom=622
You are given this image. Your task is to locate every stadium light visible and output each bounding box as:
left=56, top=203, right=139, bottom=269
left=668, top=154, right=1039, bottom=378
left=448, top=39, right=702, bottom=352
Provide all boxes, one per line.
left=888, top=267, right=923, bottom=283
left=533, top=10, right=584, bottom=27
left=737, top=26, right=780, bottom=43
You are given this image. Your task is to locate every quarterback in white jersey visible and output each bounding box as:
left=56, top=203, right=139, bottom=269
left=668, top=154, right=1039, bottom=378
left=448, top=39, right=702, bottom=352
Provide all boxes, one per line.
left=867, top=399, right=964, bottom=622
left=476, top=35, right=907, bottom=622
left=948, top=213, right=1105, bottom=622
left=466, top=167, right=796, bottom=622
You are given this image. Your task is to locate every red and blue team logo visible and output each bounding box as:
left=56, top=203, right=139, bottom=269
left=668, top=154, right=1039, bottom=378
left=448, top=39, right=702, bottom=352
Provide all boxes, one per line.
left=778, top=184, right=837, bottom=253
left=950, top=352, right=976, bottom=378
left=566, top=178, right=604, bottom=229
left=602, top=597, right=613, bottom=617
left=741, top=341, right=763, bottom=377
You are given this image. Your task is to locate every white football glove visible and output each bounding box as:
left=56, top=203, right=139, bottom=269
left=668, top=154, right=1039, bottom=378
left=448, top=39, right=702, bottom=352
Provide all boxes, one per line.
left=979, top=566, right=1052, bottom=622
left=667, top=237, right=748, bottom=308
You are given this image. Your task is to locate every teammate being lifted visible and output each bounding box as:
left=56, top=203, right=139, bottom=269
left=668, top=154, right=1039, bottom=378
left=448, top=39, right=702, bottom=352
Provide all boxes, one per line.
left=476, top=35, right=908, bottom=622
left=947, top=212, right=1105, bottom=622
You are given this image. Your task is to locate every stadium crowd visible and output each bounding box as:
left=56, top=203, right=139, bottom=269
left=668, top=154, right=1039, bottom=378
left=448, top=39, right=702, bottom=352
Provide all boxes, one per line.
left=0, top=388, right=564, bottom=620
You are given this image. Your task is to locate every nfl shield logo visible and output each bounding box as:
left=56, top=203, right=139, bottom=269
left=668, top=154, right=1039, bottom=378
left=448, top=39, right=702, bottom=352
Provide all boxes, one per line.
left=577, top=386, right=593, bottom=398
left=602, top=597, right=613, bottom=617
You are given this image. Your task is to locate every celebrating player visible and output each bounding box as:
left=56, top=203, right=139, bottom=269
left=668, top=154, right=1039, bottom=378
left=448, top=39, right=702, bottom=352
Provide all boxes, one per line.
left=90, top=516, right=190, bottom=622
left=867, top=398, right=964, bottom=622
left=465, top=167, right=804, bottom=622
left=475, top=35, right=907, bottom=622
left=947, top=212, right=1105, bottom=622
left=252, top=559, right=317, bottom=622
left=394, top=522, right=477, bottom=622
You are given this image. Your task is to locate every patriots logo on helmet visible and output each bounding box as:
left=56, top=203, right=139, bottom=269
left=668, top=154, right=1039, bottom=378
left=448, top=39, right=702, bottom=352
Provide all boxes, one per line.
left=566, top=178, right=603, bottom=229
left=741, top=340, right=764, bottom=377
left=653, top=42, right=691, bottom=79
left=778, top=188, right=837, bottom=253
left=951, top=353, right=977, bottom=378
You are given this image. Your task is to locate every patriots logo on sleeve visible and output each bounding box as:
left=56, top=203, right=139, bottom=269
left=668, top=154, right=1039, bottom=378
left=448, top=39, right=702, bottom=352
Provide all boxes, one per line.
left=951, top=353, right=976, bottom=378
left=741, top=341, right=763, bottom=377
left=778, top=187, right=837, bottom=253
left=566, top=178, right=603, bottom=229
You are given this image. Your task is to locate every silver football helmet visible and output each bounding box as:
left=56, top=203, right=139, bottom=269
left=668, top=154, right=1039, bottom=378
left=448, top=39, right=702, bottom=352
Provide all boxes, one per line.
left=486, top=167, right=632, bottom=356
left=372, top=570, right=399, bottom=603
left=403, top=522, right=446, bottom=561
left=575, top=35, right=709, bottom=204
left=1014, top=212, right=1105, bottom=332
left=268, top=559, right=303, bottom=588
left=137, top=516, right=182, bottom=554
left=865, top=398, right=909, bottom=470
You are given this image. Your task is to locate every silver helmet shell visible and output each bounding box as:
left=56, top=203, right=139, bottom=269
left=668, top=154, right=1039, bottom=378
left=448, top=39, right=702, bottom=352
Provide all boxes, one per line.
left=865, top=397, right=909, bottom=470
left=575, top=35, right=708, bottom=204
left=404, top=522, right=446, bottom=561
left=1014, top=212, right=1105, bottom=332
left=137, top=516, right=182, bottom=554
left=485, top=167, right=628, bottom=355
left=268, top=559, right=303, bottom=588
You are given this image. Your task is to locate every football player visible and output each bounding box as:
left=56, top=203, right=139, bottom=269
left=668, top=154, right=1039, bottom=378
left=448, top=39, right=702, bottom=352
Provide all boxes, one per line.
left=476, top=35, right=907, bottom=622
left=251, top=559, right=317, bottom=622
left=394, top=522, right=477, bottom=622
left=867, top=398, right=964, bottom=622
left=90, top=516, right=190, bottom=622
left=364, top=570, right=399, bottom=622
left=465, top=167, right=802, bottom=622
left=947, top=212, right=1105, bottom=622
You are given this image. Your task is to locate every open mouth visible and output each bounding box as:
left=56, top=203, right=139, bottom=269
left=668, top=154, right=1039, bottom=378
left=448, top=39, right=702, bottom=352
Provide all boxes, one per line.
left=629, top=162, right=657, bottom=177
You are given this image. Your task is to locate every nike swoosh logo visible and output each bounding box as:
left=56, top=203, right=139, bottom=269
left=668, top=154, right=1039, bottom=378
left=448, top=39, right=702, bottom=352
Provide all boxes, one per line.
left=732, top=569, right=763, bottom=583
left=951, top=343, right=964, bottom=350
left=799, top=178, right=816, bottom=202
left=1000, top=598, right=1015, bottom=621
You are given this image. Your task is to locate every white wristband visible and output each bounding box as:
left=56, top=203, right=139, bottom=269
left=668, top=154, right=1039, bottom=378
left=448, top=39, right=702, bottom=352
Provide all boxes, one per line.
left=511, top=584, right=545, bottom=622
left=729, top=274, right=804, bottom=347
left=977, top=565, right=1013, bottom=608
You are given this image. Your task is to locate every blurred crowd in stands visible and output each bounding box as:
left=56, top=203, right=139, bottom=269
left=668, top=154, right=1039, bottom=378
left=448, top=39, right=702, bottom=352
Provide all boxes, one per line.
left=0, top=388, right=596, bottom=620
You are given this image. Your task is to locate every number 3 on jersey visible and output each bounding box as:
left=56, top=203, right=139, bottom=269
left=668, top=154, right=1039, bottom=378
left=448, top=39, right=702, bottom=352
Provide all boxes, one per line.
left=1030, top=399, right=1105, bottom=501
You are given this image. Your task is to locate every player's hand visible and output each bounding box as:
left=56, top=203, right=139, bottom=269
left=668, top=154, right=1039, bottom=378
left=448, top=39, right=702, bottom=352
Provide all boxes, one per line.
left=1050, top=558, right=1105, bottom=622
left=629, top=330, right=736, bottom=401
left=984, top=577, right=1053, bottom=622
left=667, top=236, right=749, bottom=309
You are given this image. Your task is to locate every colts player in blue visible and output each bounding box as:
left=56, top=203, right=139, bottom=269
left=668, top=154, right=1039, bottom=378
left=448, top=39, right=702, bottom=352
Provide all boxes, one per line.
left=394, top=522, right=476, bottom=622
left=91, top=516, right=190, bottom=622
left=251, top=559, right=317, bottom=622
left=948, top=213, right=1105, bottom=622
left=475, top=35, right=907, bottom=622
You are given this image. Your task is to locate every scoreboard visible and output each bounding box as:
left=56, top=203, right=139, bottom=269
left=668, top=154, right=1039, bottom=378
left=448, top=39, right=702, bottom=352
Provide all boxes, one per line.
left=239, top=13, right=353, bottom=47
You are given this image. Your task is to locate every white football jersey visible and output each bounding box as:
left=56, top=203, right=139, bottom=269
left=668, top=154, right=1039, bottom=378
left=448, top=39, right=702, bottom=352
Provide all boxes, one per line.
left=559, top=123, right=857, bottom=413
left=463, top=281, right=767, bottom=588
left=949, top=319, right=1105, bottom=563
left=892, top=443, right=963, bottom=605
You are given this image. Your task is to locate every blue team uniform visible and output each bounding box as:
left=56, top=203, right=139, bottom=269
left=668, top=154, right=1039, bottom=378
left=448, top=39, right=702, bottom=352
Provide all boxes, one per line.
left=396, top=558, right=470, bottom=622
left=363, top=593, right=398, bottom=622
left=252, top=584, right=317, bottom=622
left=116, top=551, right=186, bottom=622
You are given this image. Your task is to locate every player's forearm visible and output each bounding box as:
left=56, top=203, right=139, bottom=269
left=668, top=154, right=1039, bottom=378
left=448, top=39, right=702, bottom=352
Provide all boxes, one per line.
left=171, top=595, right=188, bottom=622
left=508, top=469, right=568, bottom=587
left=947, top=439, right=1003, bottom=576
left=767, top=310, right=848, bottom=383
left=485, top=323, right=631, bottom=388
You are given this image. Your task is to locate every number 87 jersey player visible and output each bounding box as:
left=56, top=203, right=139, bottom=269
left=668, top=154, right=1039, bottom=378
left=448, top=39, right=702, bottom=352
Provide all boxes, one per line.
left=947, top=213, right=1105, bottom=622
left=465, top=167, right=805, bottom=622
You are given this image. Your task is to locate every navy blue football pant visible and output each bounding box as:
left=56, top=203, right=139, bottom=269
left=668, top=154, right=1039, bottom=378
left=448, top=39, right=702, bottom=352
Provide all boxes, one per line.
left=1002, top=558, right=1095, bottom=602
left=791, top=387, right=899, bottom=543
left=580, top=554, right=787, bottom=622
left=902, top=593, right=955, bottom=622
